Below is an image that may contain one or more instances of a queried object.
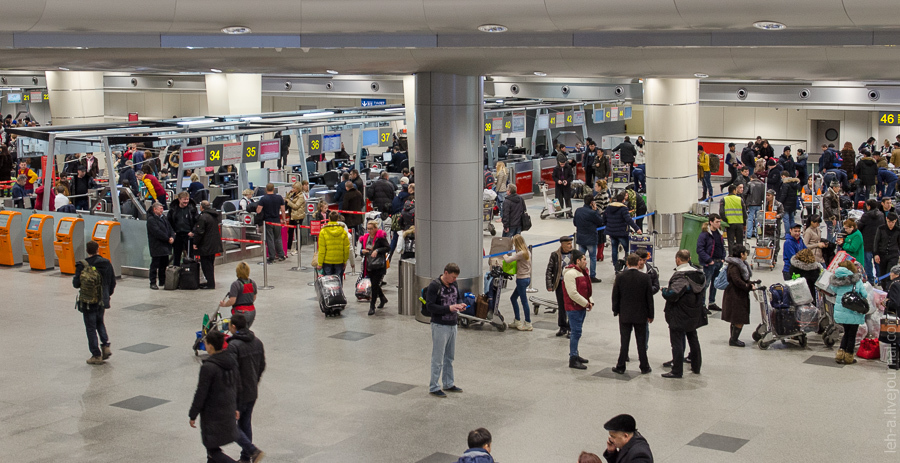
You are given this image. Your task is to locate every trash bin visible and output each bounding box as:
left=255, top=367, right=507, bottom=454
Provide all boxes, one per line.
left=400, top=259, right=426, bottom=322
left=679, top=213, right=709, bottom=267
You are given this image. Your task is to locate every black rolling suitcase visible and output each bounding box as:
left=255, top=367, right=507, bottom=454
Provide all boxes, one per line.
left=178, top=257, right=201, bottom=290
left=316, top=274, right=347, bottom=317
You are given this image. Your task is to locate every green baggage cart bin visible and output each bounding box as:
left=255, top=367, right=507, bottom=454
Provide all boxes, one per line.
left=678, top=213, right=709, bottom=267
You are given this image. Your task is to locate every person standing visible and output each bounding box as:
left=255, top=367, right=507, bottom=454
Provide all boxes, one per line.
left=73, top=241, right=116, bottom=365
left=360, top=221, right=390, bottom=315
left=822, top=181, right=843, bottom=242
left=802, top=215, right=827, bottom=264
left=503, top=234, right=533, bottom=331
left=573, top=193, right=604, bottom=283
left=188, top=330, right=240, bottom=463
left=563, top=250, right=593, bottom=370
left=553, top=156, right=574, bottom=218
left=70, top=165, right=97, bottom=210
left=284, top=180, right=309, bottom=255
left=167, top=191, right=199, bottom=267
left=255, top=183, right=287, bottom=264
left=612, top=136, right=637, bottom=174
left=602, top=414, right=654, bottom=463
left=721, top=245, right=755, bottom=347
left=584, top=140, right=599, bottom=189
left=494, top=161, right=509, bottom=219
left=367, top=171, right=396, bottom=218
left=856, top=150, right=879, bottom=202
left=593, top=179, right=611, bottom=262
left=720, top=142, right=739, bottom=192
left=719, top=184, right=746, bottom=252
left=226, top=314, right=266, bottom=463
left=501, top=184, right=525, bottom=238
left=146, top=202, right=174, bottom=290
left=743, top=173, right=765, bottom=239
left=138, top=164, right=167, bottom=206
left=875, top=212, right=900, bottom=289
left=593, top=148, right=612, bottom=184
left=611, top=254, right=654, bottom=375
left=837, top=219, right=865, bottom=265
left=604, top=191, right=642, bottom=273
left=341, top=180, right=365, bottom=240
left=192, top=200, right=222, bottom=290
left=546, top=236, right=574, bottom=337
left=220, top=262, right=258, bottom=327
left=777, top=171, right=802, bottom=233
left=696, top=214, right=726, bottom=312
left=425, top=263, right=466, bottom=398
left=697, top=145, right=712, bottom=202
left=828, top=262, right=868, bottom=365
left=782, top=224, right=807, bottom=280
left=857, top=198, right=884, bottom=282
left=661, top=250, right=706, bottom=378
left=318, top=211, right=351, bottom=279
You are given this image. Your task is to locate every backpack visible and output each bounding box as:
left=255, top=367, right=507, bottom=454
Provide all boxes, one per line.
left=768, top=283, right=792, bottom=309
left=484, top=170, right=495, bottom=190
left=713, top=264, right=730, bottom=290
left=709, top=154, right=720, bottom=173
left=78, top=260, right=103, bottom=306
left=401, top=199, right=415, bottom=226
left=419, top=287, right=431, bottom=316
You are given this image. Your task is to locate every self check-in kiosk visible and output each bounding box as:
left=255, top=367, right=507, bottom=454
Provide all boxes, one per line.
left=23, top=214, right=55, bottom=270
left=0, top=211, right=24, bottom=266
left=54, top=217, right=85, bottom=275
left=92, top=221, right=122, bottom=277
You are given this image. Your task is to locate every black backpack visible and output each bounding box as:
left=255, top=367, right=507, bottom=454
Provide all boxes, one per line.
left=419, top=287, right=430, bottom=316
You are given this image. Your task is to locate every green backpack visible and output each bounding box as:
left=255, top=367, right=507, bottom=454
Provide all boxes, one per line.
left=78, top=260, right=103, bottom=306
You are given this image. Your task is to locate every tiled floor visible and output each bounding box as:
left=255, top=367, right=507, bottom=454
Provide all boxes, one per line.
left=2, top=193, right=893, bottom=462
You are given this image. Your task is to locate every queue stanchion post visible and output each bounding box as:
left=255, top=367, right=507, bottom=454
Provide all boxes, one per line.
left=525, top=244, right=539, bottom=293
left=308, top=219, right=323, bottom=286
left=259, top=220, right=274, bottom=290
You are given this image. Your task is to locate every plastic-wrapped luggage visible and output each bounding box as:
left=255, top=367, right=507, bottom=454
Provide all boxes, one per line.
left=795, top=305, right=820, bottom=333
left=355, top=276, right=372, bottom=301
left=784, top=278, right=813, bottom=305
left=770, top=306, right=800, bottom=335
left=316, top=275, right=347, bottom=317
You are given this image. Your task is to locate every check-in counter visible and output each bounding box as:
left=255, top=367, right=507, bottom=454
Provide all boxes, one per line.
left=509, top=161, right=534, bottom=199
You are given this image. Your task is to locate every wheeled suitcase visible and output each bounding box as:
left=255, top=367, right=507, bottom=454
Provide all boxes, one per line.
left=178, top=258, right=201, bottom=290
left=795, top=305, right=820, bottom=333
left=316, top=274, right=347, bottom=317
left=355, top=276, right=372, bottom=301
left=771, top=307, right=800, bottom=336
left=783, top=278, right=813, bottom=305
left=164, top=266, right=181, bottom=290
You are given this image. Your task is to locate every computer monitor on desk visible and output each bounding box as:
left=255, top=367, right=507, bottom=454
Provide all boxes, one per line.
left=382, top=151, right=393, bottom=163
left=217, top=173, right=235, bottom=185
left=506, top=137, right=516, bottom=147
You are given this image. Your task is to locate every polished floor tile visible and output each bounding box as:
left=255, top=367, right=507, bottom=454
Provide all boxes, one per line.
left=121, top=303, right=165, bottom=311
left=328, top=331, right=375, bottom=341
left=363, top=381, right=417, bottom=396
left=803, top=355, right=845, bottom=368
left=687, top=432, right=751, bottom=453
left=592, top=367, right=637, bottom=381
left=109, top=396, right=170, bottom=412
left=120, top=343, right=169, bottom=354
left=416, top=452, right=459, bottom=463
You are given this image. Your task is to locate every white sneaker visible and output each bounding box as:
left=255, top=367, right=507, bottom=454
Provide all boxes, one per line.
left=518, top=321, right=533, bottom=331
left=509, top=319, right=522, bottom=329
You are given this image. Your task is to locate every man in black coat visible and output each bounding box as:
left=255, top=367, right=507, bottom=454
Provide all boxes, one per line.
left=573, top=193, right=604, bottom=282
left=602, top=414, right=654, bottom=463
left=341, top=180, right=365, bottom=238
left=168, top=191, right=200, bottom=267
left=189, top=330, right=241, bottom=463
left=193, top=200, right=223, bottom=290
left=612, top=136, right=637, bottom=173
left=226, top=314, right=266, bottom=463
left=71, top=165, right=97, bottom=211
left=73, top=240, right=117, bottom=365
left=501, top=184, right=526, bottom=237
left=611, top=254, right=654, bottom=375
left=118, top=160, right=139, bottom=197
left=367, top=170, right=396, bottom=216
left=147, top=202, right=175, bottom=290
left=552, top=157, right=574, bottom=218
left=661, top=250, right=706, bottom=378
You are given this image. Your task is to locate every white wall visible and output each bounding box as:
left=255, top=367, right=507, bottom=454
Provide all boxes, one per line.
left=104, top=91, right=208, bottom=121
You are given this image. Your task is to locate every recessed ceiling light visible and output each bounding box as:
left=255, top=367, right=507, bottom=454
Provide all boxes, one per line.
left=694, top=73, right=709, bottom=78
left=478, top=24, right=508, bottom=33
left=533, top=71, right=547, bottom=76
left=221, top=26, right=252, bottom=35
left=210, top=68, right=223, bottom=73
left=326, top=70, right=339, bottom=75
left=753, top=21, right=786, bottom=30
left=58, top=67, right=69, bottom=71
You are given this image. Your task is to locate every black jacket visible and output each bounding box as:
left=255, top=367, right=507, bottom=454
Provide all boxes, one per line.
left=874, top=223, right=900, bottom=259
left=146, top=212, right=175, bottom=257
left=593, top=153, right=612, bottom=179
left=545, top=247, right=569, bottom=291
left=193, top=209, right=224, bottom=256
left=602, top=432, right=654, bottom=463
left=778, top=154, right=795, bottom=177
left=501, top=194, right=526, bottom=230
left=167, top=199, right=199, bottom=234
left=856, top=157, right=879, bottom=186
left=612, top=268, right=655, bottom=324
left=858, top=209, right=885, bottom=252
left=226, top=330, right=266, bottom=405
left=662, top=265, right=706, bottom=332
left=552, top=163, right=574, bottom=191
left=573, top=205, right=604, bottom=246
left=71, top=174, right=97, bottom=196
left=741, top=146, right=756, bottom=169
left=73, top=255, right=116, bottom=310
left=425, top=276, right=462, bottom=325
left=118, top=166, right=139, bottom=197
left=767, top=164, right=783, bottom=193
left=364, top=235, right=391, bottom=275
left=342, top=189, right=365, bottom=227
left=613, top=141, right=637, bottom=164
left=188, top=352, right=240, bottom=449
left=367, top=178, right=395, bottom=211
left=603, top=202, right=639, bottom=238
left=777, top=178, right=801, bottom=212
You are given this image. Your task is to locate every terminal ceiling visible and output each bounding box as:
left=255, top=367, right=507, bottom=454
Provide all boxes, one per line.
left=2, top=1, right=900, bottom=81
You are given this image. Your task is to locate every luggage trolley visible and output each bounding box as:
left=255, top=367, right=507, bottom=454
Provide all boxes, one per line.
left=538, top=182, right=571, bottom=219
left=750, top=284, right=808, bottom=349
left=192, top=300, right=231, bottom=356
left=752, top=210, right=778, bottom=269
left=458, top=266, right=509, bottom=332
left=483, top=199, right=497, bottom=236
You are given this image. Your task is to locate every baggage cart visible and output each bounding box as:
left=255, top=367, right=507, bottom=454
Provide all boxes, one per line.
left=458, top=266, right=509, bottom=331
left=538, top=182, right=570, bottom=219
left=751, top=284, right=808, bottom=349
left=483, top=199, right=497, bottom=236
left=529, top=295, right=558, bottom=315
left=192, top=300, right=231, bottom=356
left=752, top=210, right=778, bottom=270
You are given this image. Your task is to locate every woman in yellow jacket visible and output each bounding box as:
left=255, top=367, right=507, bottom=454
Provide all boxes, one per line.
left=317, top=211, right=350, bottom=280
left=698, top=145, right=712, bottom=202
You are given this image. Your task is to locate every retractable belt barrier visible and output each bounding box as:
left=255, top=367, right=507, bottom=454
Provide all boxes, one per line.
left=335, top=209, right=366, bottom=215
left=221, top=237, right=264, bottom=245
left=482, top=211, right=657, bottom=259
left=265, top=221, right=311, bottom=230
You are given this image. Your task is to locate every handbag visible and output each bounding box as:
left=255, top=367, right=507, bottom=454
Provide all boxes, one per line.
left=698, top=308, right=709, bottom=328
left=857, top=337, right=881, bottom=360
left=521, top=212, right=532, bottom=231
left=881, top=313, right=899, bottom=343
left=842, top=289, right=870, bottom=314
left=502, top=259, right=517, bottom=276
left=367, top=253, right=386, bottom=271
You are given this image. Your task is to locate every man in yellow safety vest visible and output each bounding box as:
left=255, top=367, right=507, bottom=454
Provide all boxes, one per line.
left=719, top=183, right=747, bottom=252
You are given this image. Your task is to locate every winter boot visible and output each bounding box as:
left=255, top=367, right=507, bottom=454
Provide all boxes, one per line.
left=835, top=349, right=846, bottom=364
left=843, top=351, right=858, bottom=364
left=101, top=344, right=112, bottom=360
left=728, top=325, right=746, bottom=347
left=598, top=243, right=605, bottom=262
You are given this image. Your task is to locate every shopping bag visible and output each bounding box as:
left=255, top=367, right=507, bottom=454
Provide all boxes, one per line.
left=857, top=337, right=881, bottom=360
left=881, top=313, right=900, bottom=343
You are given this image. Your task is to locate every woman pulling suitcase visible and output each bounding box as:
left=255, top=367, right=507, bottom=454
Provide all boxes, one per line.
left=360, top=221, right=390, bottom=315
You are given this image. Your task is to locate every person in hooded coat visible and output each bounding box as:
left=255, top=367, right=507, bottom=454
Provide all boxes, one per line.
left=661, top=249, right=706, bottom=378
left=193, top=200, right=223, bottom=290
left=188, top=330, right=240, bottom=463
left=721, top=245, right=755, bottom=348
left=828, top=262, right=867, bottom=365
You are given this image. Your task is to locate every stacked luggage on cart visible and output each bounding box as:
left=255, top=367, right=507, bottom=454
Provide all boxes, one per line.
left=752, top=280, right=813, bottom=349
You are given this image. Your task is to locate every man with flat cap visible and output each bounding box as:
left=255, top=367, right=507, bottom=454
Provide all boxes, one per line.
left=602, top=414, right=653, bottom=463
left=546, top=235, right=575, bottom=337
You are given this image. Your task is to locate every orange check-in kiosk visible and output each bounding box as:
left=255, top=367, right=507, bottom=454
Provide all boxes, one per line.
left=53, top=217, right=85, bottom=275
left=0, top=211, right=24, bottom=266
left=23, top=214, right=55, bottom=270
left=92, top=221, right=122, bottom=278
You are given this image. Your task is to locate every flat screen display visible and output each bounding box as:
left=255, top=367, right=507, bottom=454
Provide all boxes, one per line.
left=57, top=220, right=73, bottom=235
left=93, top=224, right=109, bottom=239
left=322, top=134, right=341, bottom=152
left=536, top=114, right=550, bottom=130
left=362, top=129, right=379, bottom=147
left=0, top=215, right=9, bottom=228
left=7, top=93, right=22, bottom=104
left=382, top=151, right=393, bottom=162
left=27, top=217, right=41, bottom=231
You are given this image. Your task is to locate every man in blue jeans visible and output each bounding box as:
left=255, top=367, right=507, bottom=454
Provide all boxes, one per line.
left=424, top=263, right=466, bottom=398
left=604, top=191, right=642, bottom=273
left=562, top=250, right=593, bottom=370
left=573, top=193, right=605, bottom=283
left=696, top=213, right=726, bottom=312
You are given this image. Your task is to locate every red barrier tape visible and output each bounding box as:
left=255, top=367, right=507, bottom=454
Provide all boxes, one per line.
left=265, top=221, right=296, bottom=229
left=221, top=238, right=264, bottom=245
left=335, top=209, right=366, bottom=215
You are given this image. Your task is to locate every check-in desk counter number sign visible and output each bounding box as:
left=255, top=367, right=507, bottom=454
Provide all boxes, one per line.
left=0, top=211, right=24, bottom=266
left=23, top=214, right=55, bottom=270
left=54, top=217, right=85, bottom=275
left=92, top=221, right=123, bottom=278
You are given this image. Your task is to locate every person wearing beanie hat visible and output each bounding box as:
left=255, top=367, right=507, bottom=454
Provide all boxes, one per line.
left=822, top=180, right=843, bottom=242
left=573, top=193, right=604, bottom=283
left=546, top=235, right=575, bottom=337
left=602, top=414, right=653, bottom=463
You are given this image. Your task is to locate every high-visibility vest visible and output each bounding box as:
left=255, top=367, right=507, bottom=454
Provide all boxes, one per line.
left=723, top=195, right=744, bottom=225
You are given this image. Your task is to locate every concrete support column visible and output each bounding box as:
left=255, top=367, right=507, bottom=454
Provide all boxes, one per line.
left=205, top=73, right=262, bottom=115
left=643, top=78, right=700, bottom=214
left=402, top=75, right=417, bottom=167
left=413, top=73, right=483, bottom=295
left=45, top=71, right=105, bottom=125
